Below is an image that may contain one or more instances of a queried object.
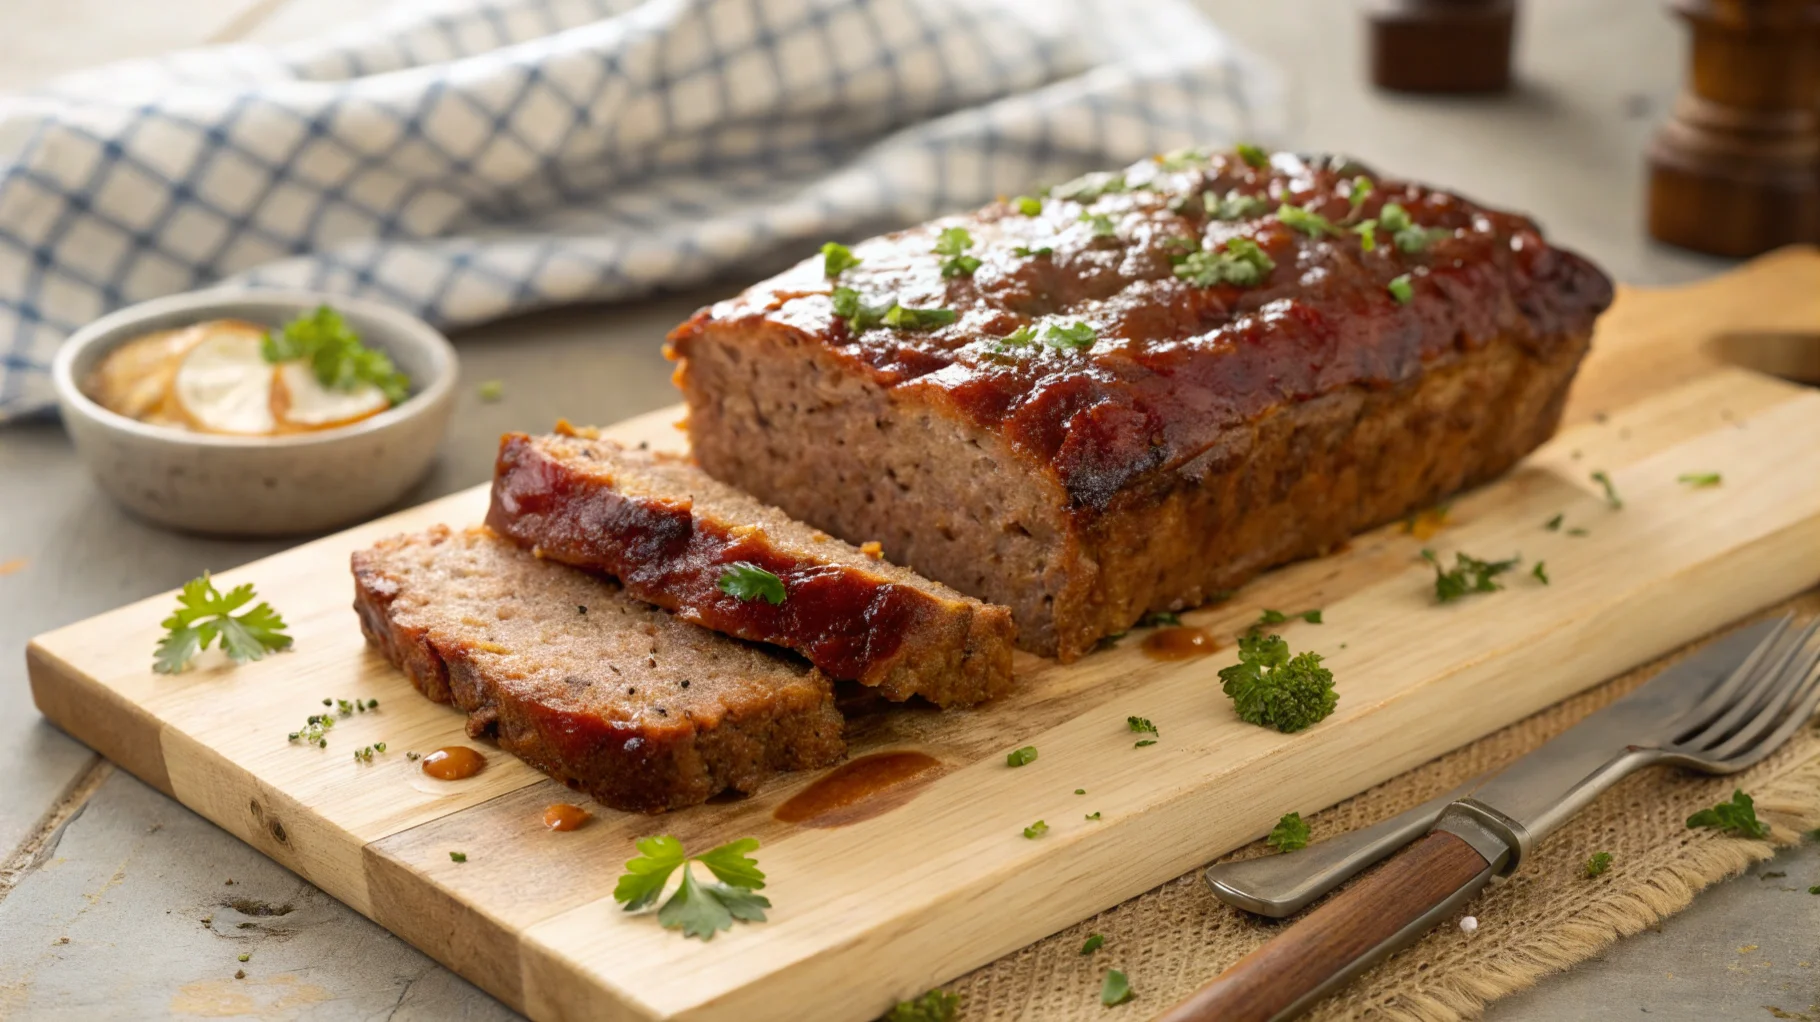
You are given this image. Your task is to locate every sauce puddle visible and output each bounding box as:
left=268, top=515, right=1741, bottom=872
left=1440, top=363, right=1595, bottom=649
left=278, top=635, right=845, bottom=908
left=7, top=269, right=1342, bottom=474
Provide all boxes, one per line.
left=774, top=751, right=942, bottom=828
left=542, top=803, right=590, bottom=831
left=421, top=746, right=486, bottom=781
left=1142, top=627, right=1221, bottom=661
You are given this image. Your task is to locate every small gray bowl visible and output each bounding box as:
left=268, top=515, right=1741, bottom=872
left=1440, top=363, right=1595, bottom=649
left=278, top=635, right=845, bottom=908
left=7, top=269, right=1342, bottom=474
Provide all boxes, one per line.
left=52, top=289, right=458, bottom=536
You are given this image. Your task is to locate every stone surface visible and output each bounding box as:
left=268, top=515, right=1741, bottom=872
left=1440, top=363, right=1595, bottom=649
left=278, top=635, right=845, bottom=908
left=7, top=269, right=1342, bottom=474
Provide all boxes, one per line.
left=0, top=0, right=1813, bottom=1020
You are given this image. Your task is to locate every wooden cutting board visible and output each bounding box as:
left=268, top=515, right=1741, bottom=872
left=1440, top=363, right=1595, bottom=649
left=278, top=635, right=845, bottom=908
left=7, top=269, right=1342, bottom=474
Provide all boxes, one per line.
left=28, top=248, right=1820, bottom=1022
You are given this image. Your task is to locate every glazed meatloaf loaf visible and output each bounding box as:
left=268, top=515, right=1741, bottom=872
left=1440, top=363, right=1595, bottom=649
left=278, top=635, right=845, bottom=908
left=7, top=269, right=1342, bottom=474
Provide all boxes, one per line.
left=668, top=148, right=1615, bottom=660
left=486, top=426, right=1015, bottom=707
left=352, top=525, right=845, bottom=812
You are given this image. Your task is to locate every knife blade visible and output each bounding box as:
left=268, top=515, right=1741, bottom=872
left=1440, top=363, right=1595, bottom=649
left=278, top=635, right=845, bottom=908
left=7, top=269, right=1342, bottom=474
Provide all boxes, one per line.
left=1205, top=618, right=1778, bottom=915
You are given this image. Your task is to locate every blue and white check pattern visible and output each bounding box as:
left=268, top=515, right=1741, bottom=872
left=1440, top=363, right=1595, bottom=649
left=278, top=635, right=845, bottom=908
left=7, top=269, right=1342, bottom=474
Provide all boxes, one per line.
left=0, top=0, right=1284, bottom=420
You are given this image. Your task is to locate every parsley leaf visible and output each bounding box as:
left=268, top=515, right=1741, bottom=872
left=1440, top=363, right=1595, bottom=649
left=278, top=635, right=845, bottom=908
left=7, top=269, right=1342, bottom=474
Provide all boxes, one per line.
left=1079, top=212, right=1117, bottom=238
left=1007, top=745, right=1038, bottom=767
left=717, top=563, right=786, bottom=605
left=1218, top=633, right=1338, bottom=733
left=1207, top=189, right=1268, bottom=221
left=1583, top=851, right=1612, bottom=878
left=1053, top=172, right=1128, bottom=203
left=1533, top=561, right=1550, bottom=585
left=1545, top=513, right=1565, bottom=531
left=882, top=304, right=958, bottom=331
left=1081, top=933, right=1104, bottom=955
left=1377, top=203, right=1446, bottom=252
left=449, top=851, right=467, bottom=863
left=1023, top=820, right=1049, bottom=839
left=1276, top=203, right=1341, bottom=238
left=614, top=835, right=771, bottom=941
left=153, top=573, right=292, bottom=674
left=933, top=227, right=981, bottom=278
left=1235, top=142, right=1270, bottom=168
left=1249, top=608, right=1322, bottom=634
left=830, top=286, right=885, bottom=332
left=1012, top=245, right=1053, bottom=258
left=1174, top=236, right=1276, bottom=288
left=1014, top=196, right=1043, bottom=216
left=1138, top=611, right=1182, bottom=628
left=1679, top=472, right=1722, bottom=488
left=1127, top=715, right=1158, bottom=737
left=1354, top=219, right=1378, bottom=252
left=1043, top=322, right=1097, bottom=351
left=1155, top=147, right=1209, bottom=171
left=887, top=990, right=960, bottom=1022
left=1101, top=968, right=1134, bottom=1006
left=1267, top=811, right=1311, bottom=853
left=1387, top=274, right=1415, bottom=304
left=1422, top=549, right=1520, bottom=603
left=261, top=305, right=409, bottom=406
left=1591, top=470, right=1623, bottom=509
left=821, top=241, right=861, bottom=277
left=1347, top=175, right=1373, bottom=211
left=1686, top=789, right=1769, bottom=839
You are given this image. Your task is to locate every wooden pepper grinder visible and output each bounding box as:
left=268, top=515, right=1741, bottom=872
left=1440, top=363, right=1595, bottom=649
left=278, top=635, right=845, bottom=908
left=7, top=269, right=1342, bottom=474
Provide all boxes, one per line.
left=1367, top=0, right=1518, bottom=94
left=1647, top=0, right=1820, bottom=257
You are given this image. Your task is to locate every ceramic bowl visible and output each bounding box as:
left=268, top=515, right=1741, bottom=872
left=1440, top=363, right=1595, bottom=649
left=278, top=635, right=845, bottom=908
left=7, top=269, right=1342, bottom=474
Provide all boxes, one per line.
left=52, top=289, right=458, bottom=536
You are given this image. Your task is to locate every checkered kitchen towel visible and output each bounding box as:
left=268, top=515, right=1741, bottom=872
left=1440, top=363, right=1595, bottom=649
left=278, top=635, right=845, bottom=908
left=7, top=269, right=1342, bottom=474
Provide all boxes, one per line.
left=0, top=0, right=1285, bottom=420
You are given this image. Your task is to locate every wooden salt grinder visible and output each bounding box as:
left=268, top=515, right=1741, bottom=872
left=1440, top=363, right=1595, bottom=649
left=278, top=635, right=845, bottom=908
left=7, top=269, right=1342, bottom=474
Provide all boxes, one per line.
left=1647, top=0, right=1820, bottom=256
left=1367, top=0, right=1518, bottom=94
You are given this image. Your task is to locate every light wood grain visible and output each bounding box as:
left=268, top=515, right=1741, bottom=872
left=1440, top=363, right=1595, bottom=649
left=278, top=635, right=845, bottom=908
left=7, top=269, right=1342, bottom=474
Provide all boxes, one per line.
left=27, top=251, right=1820, bottom=1021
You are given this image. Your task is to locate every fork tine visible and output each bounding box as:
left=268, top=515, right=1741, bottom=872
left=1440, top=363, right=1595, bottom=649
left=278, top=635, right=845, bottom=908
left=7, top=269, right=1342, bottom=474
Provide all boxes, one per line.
left=1675, top=615, right=1794, bottom=733
left=1705, top=647, right=1820, bottom=771
left=1701, top=629, right=1820, bottom=760
left=1679, top=617, right=1818, bottom=748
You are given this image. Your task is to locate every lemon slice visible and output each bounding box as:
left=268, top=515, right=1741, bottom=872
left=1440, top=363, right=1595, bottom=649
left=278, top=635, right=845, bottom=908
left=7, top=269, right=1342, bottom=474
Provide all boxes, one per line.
left=273, top=362, right=389, bottom=430
left=85, top=324, right=207, bottom=421
left=171, top=325, right=278, bottom=435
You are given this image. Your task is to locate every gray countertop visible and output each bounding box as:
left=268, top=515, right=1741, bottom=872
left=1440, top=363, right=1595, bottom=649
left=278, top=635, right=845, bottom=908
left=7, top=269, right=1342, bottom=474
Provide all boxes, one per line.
left=2, top=1, right=1816, bottom=1019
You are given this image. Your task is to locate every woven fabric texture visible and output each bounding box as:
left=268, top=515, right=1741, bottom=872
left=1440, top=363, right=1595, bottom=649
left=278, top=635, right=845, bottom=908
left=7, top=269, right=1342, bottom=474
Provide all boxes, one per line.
left=0, top=0, right=1285, bottom=419
left=946, top=593, right=1820, bottom=1021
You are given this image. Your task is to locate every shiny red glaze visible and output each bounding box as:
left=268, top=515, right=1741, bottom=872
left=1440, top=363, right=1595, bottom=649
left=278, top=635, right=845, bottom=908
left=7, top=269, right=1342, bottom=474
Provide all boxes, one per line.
left=669, top=151, right=1614, bottom=513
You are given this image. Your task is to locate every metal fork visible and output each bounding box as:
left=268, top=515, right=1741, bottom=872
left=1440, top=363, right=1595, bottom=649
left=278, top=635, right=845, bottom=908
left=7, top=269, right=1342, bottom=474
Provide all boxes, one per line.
left=1207, top=615, right=1820, bottom=918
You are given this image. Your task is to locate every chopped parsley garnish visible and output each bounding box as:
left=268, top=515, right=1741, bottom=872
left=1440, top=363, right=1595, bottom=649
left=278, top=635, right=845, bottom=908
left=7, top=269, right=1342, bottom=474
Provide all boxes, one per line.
left=1081, top=933, right=1104, bottom=955
left=717, top=563, right=786, bottom=605
left=821, top=241, right=861, bottom=277
left=1206, top=189, right=1268, bottom=221
left=1567, top=527, right=1590, bottom=537
left=1686, top=789, right=1768, bottom=839
left=1013, top=195, right=1043, bottom=216
left=1591, top=470, right=1623, bottom=509
left=886, top=990, right=960, bottom=1022
left=1583, top=851, right=1612, bottom=878
left=1378, top=203, right=1445, bottom=253
left=1012, top=245, right=1053, bottom=258
left=449, top=851, right=467, bottom=863
left=1138, top=611, right=1183, bottom=628
left=1173, top=237, right=1276, bottom=288
left=1155, top=147, right=1209, bottom=171
left=1043, top=322, right=1097, bottom=350
left=1134, top=739, right=1157, bottom=747
left=1079, top=212, right=1118, bottom=238
left=1007, top=746, right=1038, bottom=767
left=933, top=227, right=981, bottom=278
left=1235, top=142, right=1269, bottom=168
left=1218, top=633, right=1338, bottom=733
left=1023, top=820, right=1049, bottom=839
left=1085, top=811, right=1102, bottom=820
left=1679, top=472, right=1722, bottom=488
left=831, top=287, right=955, bottom=333
left=262, top=305, right=409, bottom=405
left=477, top=380, right=504, bottom=402
left=1250, top=608, right=1322, bottom=634
left=1276, top=203, right=1341, bottom=238
left=154, top=573, right=292, bottom=675
left=1267, top=811, right=1311, bottom=853
left=1387, top=274, right=1414, bottom=304
left=883, top=304, right=958, bottom=330
left=1532, top=561, right=1549, bottom=585
left=1354, top=220, right=1378, bottom=252
left=1127, top=716, right=1158, bottom=737
left=1544, top=513, right=1564, bottom=531
left=613, top=835, right=770, bottom=941
left=1347, top=175, right=1373, bottom=211
left=1053, top=172, right=1128, bottom=203
left=1075, top=788, right=1086, bottom=795
left=1423, top=549, right=1520, bottom=602
left=1101, top=968, right=1134, bottom=1006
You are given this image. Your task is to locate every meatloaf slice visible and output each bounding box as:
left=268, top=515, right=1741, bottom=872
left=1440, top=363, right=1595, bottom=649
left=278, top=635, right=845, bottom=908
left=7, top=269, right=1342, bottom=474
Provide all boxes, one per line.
left=351, top=525, right=845, bottom=813
left=484, top=426, right=1015, bottom=707
left=667, top=148, right=1616, bottom=661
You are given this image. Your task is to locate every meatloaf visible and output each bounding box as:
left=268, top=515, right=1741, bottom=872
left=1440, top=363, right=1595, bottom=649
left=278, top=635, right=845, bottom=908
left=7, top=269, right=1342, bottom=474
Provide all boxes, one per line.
left=351, top=525, right=845, bottom=813
left=667, top=148, right=1615, bottom=661
left=486, top=425, right=1015, bottom=707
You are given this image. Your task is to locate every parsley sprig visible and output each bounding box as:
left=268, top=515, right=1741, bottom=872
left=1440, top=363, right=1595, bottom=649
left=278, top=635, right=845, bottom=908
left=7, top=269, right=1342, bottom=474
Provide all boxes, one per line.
left=887, top=990, right=960, bottom=1022
left=933, top=227, right=981, bottom=278
left=1218, top=633, right=1338, bottom=733
left=153, top=573, right=292, bottom=674
left=613, top=835, right=770, bottom=941
left=1173, top=237, right=1275, bottom=288
left=1423, top=549, right=1520, bottom=603
left=261, top=305, right=409, bottom=406
left=1686, top=789, right=1769, bottom=839
left=717, top=563, right=786, bottom=605
left=1267, top=811, right=1311, bottom=853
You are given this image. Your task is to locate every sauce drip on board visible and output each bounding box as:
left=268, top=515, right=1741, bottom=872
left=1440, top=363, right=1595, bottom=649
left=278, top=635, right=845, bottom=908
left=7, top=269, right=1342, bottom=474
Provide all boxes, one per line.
left=1142, top=627, right=1220, bottom=660
left=420, top=746, right=486, bottom=781
left=774, top=751, right=941, bottom=828
left=542, top=804, right=590, bottom=831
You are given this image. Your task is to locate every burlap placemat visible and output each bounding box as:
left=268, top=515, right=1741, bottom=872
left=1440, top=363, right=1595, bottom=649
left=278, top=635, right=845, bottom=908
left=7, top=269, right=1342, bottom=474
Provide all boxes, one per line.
left=946, top=592, right=1820, bottom=1021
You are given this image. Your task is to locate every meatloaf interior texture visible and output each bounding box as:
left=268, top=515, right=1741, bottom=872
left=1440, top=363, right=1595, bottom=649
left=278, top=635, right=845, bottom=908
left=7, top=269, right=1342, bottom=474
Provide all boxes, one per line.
left=668, top=148, right=1616, bottom=661
left=485, top=426, right=1015, bottom=707
left=351, top=525, right=845, bottom=813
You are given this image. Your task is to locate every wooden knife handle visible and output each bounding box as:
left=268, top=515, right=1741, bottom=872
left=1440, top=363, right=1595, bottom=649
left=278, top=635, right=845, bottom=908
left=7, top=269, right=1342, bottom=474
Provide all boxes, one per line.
left=1159, top=830, right=1495, bottom=1022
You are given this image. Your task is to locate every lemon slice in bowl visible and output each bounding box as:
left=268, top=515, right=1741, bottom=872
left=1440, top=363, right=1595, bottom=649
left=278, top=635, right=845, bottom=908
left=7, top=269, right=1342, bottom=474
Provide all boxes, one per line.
left=171, top=324, right=278, bottom=435
left=272, top=362, right=390, bottom=430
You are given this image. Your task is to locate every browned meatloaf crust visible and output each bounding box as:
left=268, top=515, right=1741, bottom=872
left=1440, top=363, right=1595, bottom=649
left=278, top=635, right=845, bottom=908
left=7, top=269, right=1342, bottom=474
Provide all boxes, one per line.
left=667, top=149, right=1615, bottom=661
left=485, top=426, right=1015, bottom=707
left=351, top=525, right=845, bottom=813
